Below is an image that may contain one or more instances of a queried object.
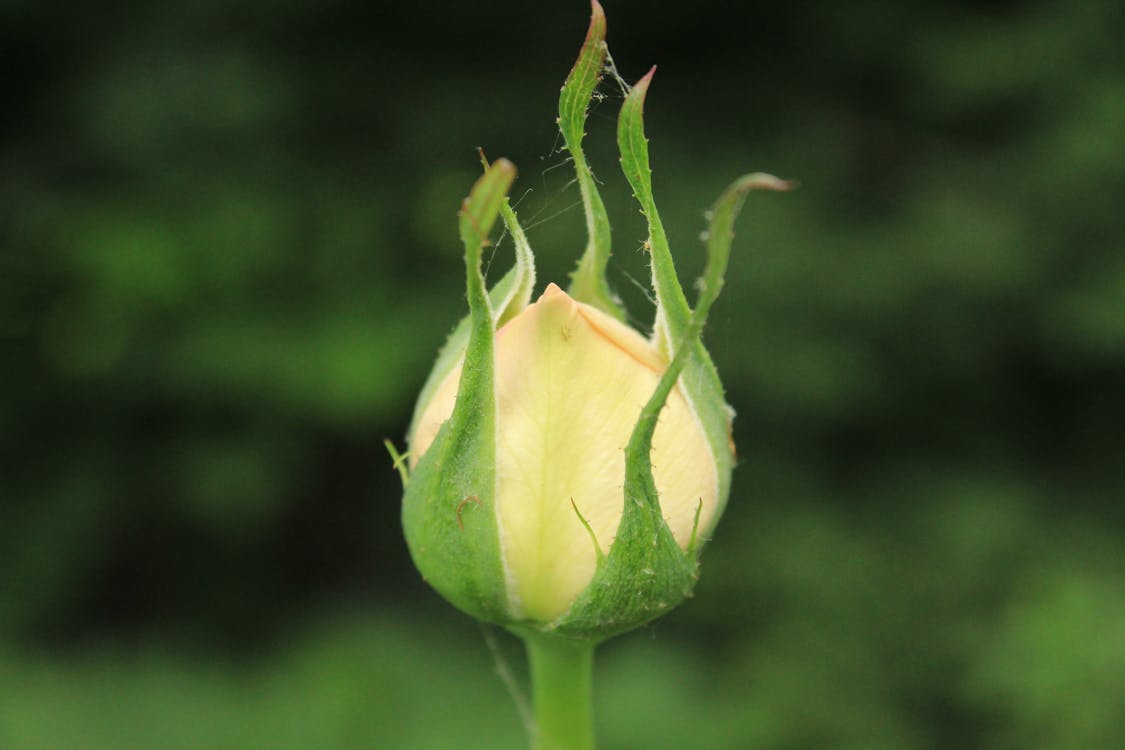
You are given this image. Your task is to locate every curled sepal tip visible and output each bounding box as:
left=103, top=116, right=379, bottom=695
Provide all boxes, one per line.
left=479, top=149, right=537, bottom=327
left=406, top=156, right=534, bottom=446
left=701, top=172, right=796, bottom=320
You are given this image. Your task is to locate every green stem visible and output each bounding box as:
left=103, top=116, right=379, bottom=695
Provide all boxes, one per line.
left=524, top=632, right=596, bottom=750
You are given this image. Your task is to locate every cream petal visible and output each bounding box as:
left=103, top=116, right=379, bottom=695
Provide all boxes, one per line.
left=410, top=284, right=717, bottom=622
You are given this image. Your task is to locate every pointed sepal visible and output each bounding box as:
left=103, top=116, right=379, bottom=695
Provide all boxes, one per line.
left=550, top=135, right=751, bottom=640
left=406, top=157, right=537, bottom=446
left=616, top=68, right=793, bottom=526
left=562, top=0, right=626, bottom=321
left=401, top=159, right=517, bottom=624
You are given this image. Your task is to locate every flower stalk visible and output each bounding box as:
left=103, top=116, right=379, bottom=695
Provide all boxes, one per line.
left=523, top=632, right=596, bottom=750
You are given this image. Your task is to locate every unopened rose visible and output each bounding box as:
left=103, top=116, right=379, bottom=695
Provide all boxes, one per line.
left=410, top=282, right=719, bottom=623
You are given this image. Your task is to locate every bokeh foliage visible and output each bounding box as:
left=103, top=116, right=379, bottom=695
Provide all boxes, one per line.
left=1, top=0, right=1122, bottom=748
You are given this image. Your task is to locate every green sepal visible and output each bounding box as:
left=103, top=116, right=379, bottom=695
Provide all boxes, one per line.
left=549, top=130, right=744, bottom=641
left=406, top=159, right=536, bottom=447
left=562, top=0, right=626, bottom=321
left=617, top=68, right=793, bottom=528
left=401, top=160, right=517, bottom=624
left=547, top=369, right=698, bottom=641
left=546, top=73, right=792, bottom=641
left=488, top=150, right=538, bottom=327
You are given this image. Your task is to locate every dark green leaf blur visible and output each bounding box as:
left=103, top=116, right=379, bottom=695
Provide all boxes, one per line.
left=1, top=0, right=1122, bottom=747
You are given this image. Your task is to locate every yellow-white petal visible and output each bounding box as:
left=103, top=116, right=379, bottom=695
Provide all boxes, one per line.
left=411, top=283, right=717, bottom=622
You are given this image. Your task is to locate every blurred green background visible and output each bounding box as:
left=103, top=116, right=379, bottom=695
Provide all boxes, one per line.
left=2, top=0, right=1123, bottom=747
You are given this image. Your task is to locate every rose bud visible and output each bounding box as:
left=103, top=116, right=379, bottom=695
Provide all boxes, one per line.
left=389, top=3, right=792, bottom=643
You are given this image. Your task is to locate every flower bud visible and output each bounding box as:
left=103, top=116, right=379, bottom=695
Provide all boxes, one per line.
left=410, top=282, right=718, bottom=624
left=391, top=2, right=791, bottom=642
